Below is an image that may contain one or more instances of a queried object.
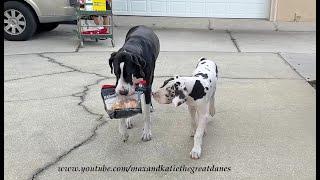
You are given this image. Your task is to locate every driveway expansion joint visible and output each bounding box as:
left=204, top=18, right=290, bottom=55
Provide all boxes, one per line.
left=226, top=30, right=241, bottom=52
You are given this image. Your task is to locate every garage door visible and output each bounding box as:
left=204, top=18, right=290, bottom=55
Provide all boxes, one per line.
left=113, top=0, right=271, bottom=18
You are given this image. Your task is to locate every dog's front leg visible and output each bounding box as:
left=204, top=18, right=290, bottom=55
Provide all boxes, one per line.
left=140, top=93, right=152, bottom=141
left=190, top=105, right=209, bottom=159
left=188, top=105, right=197, bottom=137
left=119, top=118, right=129, bottom=142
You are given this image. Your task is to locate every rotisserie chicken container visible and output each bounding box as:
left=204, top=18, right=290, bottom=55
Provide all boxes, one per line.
left=101, top=84, right=145, bottom=119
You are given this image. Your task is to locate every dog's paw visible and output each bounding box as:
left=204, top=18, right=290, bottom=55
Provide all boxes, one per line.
left=126, top=118, right=133, bottom=129
left=141, top=129, right=152, bottom=142
left=190, top=147, right=201, bottom=159
left=122, top=133, right=129, bottom=142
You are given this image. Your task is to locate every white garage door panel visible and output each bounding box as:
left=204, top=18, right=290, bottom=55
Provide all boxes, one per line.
left=113, top=0, right=270, bottom=18
left=149, top=1, right=166, bottom=16
left=206, top=3, right=228, bottom=17
left=190, top=2, right=205, bottom=16
left=112, top=0, right=128, bottom=13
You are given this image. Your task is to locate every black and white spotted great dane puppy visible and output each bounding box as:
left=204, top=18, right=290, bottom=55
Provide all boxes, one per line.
left=152, top=57, right=218, bottom=159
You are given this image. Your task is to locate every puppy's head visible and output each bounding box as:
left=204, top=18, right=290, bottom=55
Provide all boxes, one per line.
left=152, top=76, right=188, bottom=107
left=108, top=51, right=146, bottom=96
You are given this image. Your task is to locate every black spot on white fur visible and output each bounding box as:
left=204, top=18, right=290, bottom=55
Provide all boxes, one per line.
left=201, top=62, right=206, bottom=64
left=215, top=64, right=218, bottom=77
left=194, top=73, right=208, bottom=79
left=189, top=80, right=206, bottom=100
left=199, top=57, right=206, bottom=61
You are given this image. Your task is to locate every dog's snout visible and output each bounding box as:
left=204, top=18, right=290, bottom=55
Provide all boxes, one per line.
left=119, top=90, right=129, bottom=95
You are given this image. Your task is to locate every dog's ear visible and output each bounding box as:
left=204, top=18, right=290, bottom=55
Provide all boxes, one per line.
left=108, top=52, right=117, bottom=74
left=160, top=77, right=174, bottom=88
left=131, top=54, right=146, bottom=78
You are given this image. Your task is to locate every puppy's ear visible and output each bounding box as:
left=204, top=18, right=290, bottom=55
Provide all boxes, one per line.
left=131, top=54, right=146, bottom=78
left=160, top=77, right=174, bottom=88
left=108, top=52, right=117, bottom=74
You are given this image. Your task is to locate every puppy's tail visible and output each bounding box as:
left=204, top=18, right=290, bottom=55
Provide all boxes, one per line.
left=198, top=57, right=206, bottom=62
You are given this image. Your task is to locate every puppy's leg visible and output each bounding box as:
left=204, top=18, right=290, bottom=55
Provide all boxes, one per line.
left=140, top=92, right=152, bottom=141
left=126, top=117, right=134, bottom=129
left=188, top=105, right=197, bottom=137
left=190, top=104, right=209, bottom=159
left=209, top=94, right=215, bottom=117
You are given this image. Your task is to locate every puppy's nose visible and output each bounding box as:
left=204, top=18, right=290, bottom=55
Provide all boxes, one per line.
left=119, top=90, right=129, bottom=96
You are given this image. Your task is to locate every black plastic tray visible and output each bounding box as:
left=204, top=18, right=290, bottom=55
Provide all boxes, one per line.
left=101, top=85, right=143, bottom=119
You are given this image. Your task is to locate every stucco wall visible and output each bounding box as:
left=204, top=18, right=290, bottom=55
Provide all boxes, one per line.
left=276, top=0, right=316, bottom=22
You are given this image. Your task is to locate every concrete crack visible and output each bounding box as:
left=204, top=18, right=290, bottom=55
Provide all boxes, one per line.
left=226, top=30, right=241, bottom=52
left=30, top=54, right=111, bottom=180
left=38, top=53, right=108, bottom=79
left=71, top=77, right=107, bottom=117
left=4, top=95, right=72, bottom=103
left=30, top=118, right=108, bottom=180
left=4, top=70, right=75, bottom=82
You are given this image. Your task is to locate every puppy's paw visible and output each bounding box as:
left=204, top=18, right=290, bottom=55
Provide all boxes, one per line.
left=141, top=129, right=152, bottom=142
left=190, top=147, right=201, bottom=159
left=126, top=118, right=133, bottom=129
left=121, top=133, right=129, bottom=142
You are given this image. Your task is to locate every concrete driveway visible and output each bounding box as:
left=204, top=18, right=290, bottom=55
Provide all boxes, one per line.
left=4, top=22, right=316, bottom=180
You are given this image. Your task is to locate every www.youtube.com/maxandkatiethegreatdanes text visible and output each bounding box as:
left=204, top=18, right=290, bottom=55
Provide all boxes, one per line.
left=58, top=164, right=231, bottom=174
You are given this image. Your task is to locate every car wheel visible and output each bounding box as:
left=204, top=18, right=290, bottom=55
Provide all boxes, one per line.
left=4, top=1, right=38, bottom=41
left=38, top=23, right=59, bottom=32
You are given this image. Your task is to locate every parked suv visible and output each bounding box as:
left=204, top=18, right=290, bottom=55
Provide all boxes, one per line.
left=4, top=0, right=76, bottom=41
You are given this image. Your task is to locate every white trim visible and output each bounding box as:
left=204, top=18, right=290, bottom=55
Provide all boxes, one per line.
left=269, top=0, right=278, bottom=21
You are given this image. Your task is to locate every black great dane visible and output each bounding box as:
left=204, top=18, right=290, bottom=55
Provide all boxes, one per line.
left=108, top=25, right=160, bottom=142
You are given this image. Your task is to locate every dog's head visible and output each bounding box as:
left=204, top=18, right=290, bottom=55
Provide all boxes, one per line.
left=108, top=51, right=146, bottom=96
left=152, top=76, right=188, bottom=107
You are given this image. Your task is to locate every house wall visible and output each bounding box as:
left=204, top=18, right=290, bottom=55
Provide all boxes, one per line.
left=275, top=0, right=316, bottom=22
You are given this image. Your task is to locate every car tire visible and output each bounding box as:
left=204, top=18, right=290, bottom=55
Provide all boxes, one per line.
left=4, top=1, right=38, bottom=41
left=38, top=23, right=59, bottom=32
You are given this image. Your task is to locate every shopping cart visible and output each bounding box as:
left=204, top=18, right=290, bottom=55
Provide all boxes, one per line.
left=75, top=0, right=115, bottom=48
